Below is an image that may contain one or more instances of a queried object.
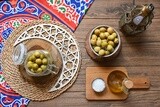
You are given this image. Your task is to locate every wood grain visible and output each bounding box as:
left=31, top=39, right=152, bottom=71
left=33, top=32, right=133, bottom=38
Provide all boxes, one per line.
left=130, top=77, right=150, bottom=89
left=29, top=0, right=160, bottom=107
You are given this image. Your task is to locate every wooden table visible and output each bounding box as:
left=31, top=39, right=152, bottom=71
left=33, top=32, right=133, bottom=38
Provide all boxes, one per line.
left=29, top=0, right=160, bottom=106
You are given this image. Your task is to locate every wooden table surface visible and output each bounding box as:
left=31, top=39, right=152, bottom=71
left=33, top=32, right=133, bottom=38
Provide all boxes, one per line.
left=29, top=0, right=160, bottom=107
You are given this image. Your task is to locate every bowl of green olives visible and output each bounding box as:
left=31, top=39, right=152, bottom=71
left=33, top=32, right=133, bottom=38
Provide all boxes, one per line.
left=86, top=25, right=121, bottom=61
left=24, top=50, right=58, bottom=77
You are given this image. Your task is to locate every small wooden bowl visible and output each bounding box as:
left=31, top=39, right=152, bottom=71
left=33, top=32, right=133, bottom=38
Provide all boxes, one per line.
left=85, top=25, right=122, bottom=61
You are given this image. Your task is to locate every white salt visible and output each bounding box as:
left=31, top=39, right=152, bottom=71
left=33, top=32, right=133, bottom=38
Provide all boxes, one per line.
left=92, top=78, right=106, bottom=92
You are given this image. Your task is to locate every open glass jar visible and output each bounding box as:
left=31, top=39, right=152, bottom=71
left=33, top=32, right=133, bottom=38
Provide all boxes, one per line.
left=12, top=43, right=58, bottom=77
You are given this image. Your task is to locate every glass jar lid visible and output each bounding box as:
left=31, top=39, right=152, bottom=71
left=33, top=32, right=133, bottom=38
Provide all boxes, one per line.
left=12, top=43, right=27, bottom=65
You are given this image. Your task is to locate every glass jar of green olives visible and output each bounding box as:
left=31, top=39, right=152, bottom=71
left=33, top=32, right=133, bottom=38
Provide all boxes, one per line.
left=12, top=43, right=58, bottom=77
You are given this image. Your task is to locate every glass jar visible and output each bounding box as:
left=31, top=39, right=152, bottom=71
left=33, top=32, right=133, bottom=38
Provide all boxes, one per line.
left=12, top=43, right=58, bottom=77
left=107, top=70, right=133, bottom=94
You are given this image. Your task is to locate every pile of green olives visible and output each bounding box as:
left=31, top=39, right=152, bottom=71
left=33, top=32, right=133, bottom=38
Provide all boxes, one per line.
left=26, top=51, right=48, bottom=73
left=90, top=27, right=119, bottom=56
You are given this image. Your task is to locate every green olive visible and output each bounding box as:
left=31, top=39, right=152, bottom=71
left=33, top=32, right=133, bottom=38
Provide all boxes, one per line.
left=94, top=29, right=100, bottom=36
left=41, top=65, right=47, bottom=71
left=96, top=39, right=101, bottom=46
left=114, top=38, right=119, bottom=44
left=107, top=45, right=113, bottom=51
left=107, top=27, right=114, bottom=34
left=27, top=61, right=33, bottom=69
left=108, top=41, right=115, bottom=47
left=34, top=51, right=40, bottom=58
left=32, top=63, right=38, bottom=70
left=99, top=33, right=106, bottom=39
left=104, top=32, right=110, bottom=38
left=91, top=34, right=97, bottom=40
left=101, top=42, right=108, bottom=48
left=108, top=35, right=115, bottom=41
left=99, top=27, right=106, bottom=32
left=42, top=58, right=48, bottom=65
left=35, top=58, right=42, bottom=65
left=36, top=68, right=43, bottom=73
left=112, top=33, right=117, bottom=38
left=40, top=54, right=45, bottom=59
left=94, top=46, right=101, bottom=52
left=98, top=49, right=105, bottom=56
left=91, top=39, right=96, bottom=45
left=110, top=48, right=114, bottom=53
left=28, top=55, right=36, bottom=62
left=105, top=51, right=110, bottom=55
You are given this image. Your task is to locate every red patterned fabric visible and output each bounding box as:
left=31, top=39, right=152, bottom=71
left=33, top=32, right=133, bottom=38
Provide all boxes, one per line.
left=0, top=0, right=94, bottom=106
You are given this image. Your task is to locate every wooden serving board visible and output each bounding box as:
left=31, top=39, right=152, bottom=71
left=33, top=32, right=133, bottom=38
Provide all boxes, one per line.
left=86, top=67, right=150, bottom=100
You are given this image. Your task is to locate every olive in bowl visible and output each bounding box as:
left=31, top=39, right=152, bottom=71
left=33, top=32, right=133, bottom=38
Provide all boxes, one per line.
left=86, top=25, right=121, bottom=61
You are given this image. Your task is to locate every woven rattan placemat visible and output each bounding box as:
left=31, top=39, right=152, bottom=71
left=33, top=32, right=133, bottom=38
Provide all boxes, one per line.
left=1, top=20, right=81, bottom=101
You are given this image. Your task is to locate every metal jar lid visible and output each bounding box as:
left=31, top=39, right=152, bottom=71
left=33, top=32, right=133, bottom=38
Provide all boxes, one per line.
left=12, top=43, right=27, bottom=65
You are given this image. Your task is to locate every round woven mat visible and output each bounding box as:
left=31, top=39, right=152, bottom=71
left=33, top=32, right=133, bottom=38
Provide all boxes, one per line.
left=1, top=20, right=81, bottom=101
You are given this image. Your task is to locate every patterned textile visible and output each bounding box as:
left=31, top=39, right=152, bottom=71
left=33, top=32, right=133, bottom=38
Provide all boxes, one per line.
left=0, top=0, right=94, bottom=106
